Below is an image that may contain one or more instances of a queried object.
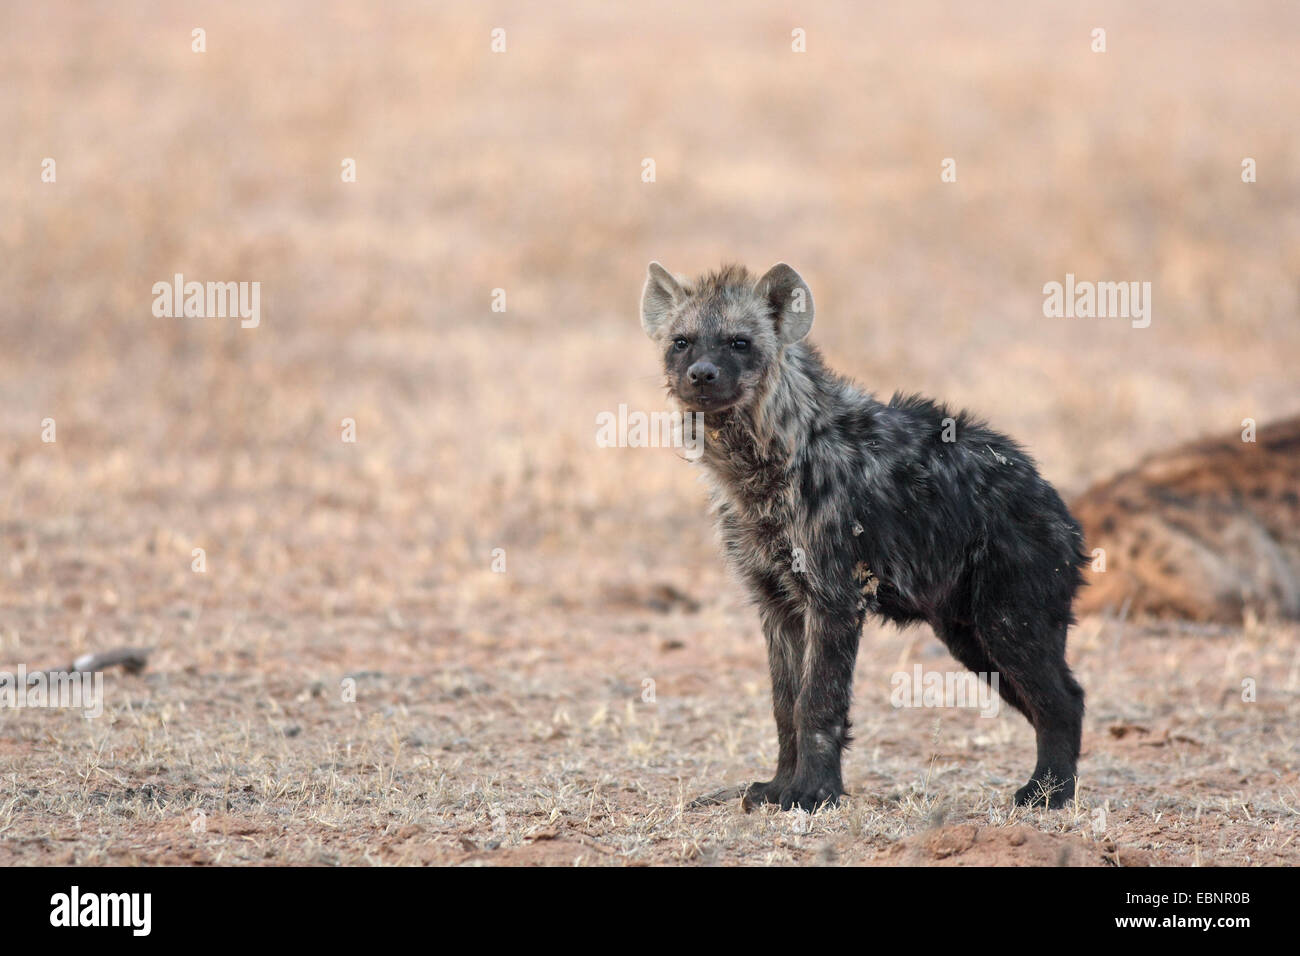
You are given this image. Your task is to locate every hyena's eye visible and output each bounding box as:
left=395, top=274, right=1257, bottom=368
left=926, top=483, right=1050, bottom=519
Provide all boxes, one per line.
left=731, top=338, right=750, bottom=352
left=673, top=337, right=689, bottom=351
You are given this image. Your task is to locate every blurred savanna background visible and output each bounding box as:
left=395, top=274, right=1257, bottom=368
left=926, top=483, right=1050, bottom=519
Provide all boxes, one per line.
left=1, top=0, right=1298, bottom=865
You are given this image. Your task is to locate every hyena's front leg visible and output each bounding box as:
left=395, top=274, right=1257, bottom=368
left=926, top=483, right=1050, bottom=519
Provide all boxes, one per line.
left=742, top=598, right=804, bottom=811
left=780, top=603, right=862, bottom=811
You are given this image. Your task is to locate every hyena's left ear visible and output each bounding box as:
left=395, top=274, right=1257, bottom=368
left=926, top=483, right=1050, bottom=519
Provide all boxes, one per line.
left=641, top=261, right=684, bottom=338
left=755, top=263, right=814, bottom=343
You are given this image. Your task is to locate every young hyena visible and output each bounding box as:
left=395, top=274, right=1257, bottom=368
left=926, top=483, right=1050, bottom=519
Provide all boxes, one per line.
left=641, top=262, right=1089, bottom=810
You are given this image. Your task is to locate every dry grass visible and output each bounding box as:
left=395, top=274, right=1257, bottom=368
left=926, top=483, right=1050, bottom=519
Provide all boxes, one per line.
left=1, top=0, right=1298, bottom=865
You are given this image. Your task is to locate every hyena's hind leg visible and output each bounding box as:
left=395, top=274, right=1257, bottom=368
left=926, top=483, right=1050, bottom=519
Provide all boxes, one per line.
left=978, top=618, right=1084, bottom=809
left=933, top=620, right=1028, bottom=715
left=741, top=596, right=804, bottom=810
left=936, top=618, right=1083, bottom=809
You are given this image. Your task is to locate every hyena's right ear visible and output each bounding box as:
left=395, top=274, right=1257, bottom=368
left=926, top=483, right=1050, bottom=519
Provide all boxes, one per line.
left=641, top=261, right=684, bottom=338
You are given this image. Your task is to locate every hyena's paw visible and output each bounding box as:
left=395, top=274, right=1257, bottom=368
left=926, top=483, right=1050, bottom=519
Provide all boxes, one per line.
left=1013, top=774, right=1076, bottom=810
left=777, top=778, right=843, bottom=813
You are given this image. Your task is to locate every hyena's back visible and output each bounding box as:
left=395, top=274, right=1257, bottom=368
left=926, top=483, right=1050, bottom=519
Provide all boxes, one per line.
left=1073, top=416, right=1300, bottom=622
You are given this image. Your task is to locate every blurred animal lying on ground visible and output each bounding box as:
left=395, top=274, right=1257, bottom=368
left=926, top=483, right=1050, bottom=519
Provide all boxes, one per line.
left=1073, top=416, right=1300, bottom=623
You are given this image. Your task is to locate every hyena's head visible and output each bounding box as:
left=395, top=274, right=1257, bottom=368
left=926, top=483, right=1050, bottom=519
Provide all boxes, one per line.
left=640, top=262, right=814, bottom=414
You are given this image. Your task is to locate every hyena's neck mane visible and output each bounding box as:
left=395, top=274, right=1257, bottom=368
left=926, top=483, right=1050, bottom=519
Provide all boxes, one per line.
left=697, top=342, right=832, bottom=500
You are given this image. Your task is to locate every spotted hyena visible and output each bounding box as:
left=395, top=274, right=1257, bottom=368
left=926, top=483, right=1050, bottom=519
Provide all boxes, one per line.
left=641, top=262, right=1088, bottom=810
left=1073, top=415, right=1300, bottom=623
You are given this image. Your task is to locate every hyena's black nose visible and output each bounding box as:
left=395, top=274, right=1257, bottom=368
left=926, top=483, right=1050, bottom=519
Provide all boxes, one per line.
left=687, top=361, right=719, bottom=386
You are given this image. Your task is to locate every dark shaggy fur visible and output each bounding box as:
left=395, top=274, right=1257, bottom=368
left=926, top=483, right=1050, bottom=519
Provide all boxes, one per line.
left=641, top=262, right=1088, bottom=810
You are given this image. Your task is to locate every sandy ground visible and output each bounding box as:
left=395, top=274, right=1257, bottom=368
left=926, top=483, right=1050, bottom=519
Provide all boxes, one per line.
left=2, top=0, right=1299, bottom=865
